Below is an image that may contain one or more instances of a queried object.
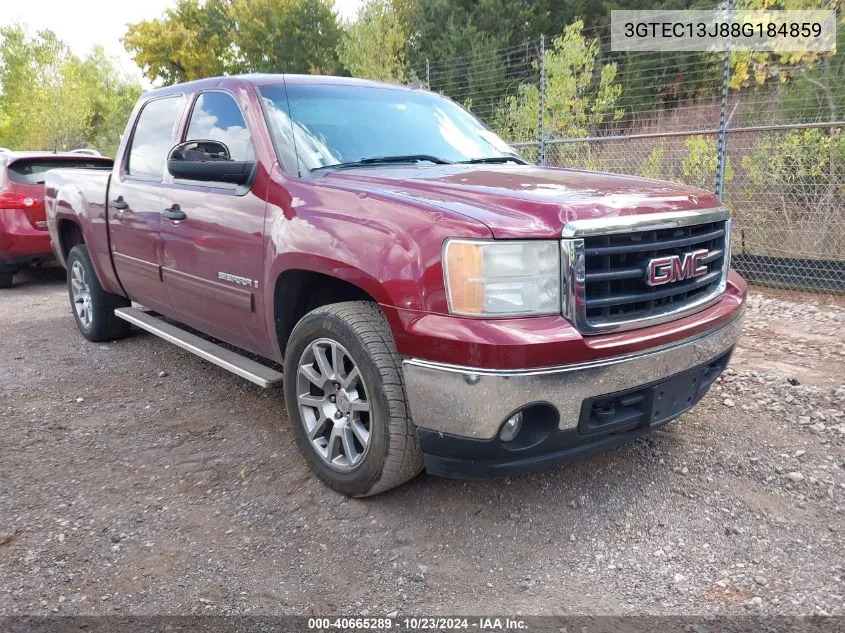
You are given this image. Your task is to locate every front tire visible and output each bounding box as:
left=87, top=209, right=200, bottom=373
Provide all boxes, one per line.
left=66, top=245, right=130, bottom=342
left=0, top=272, right=12, bottom=288
left=283, top=301, right=423, bottom=497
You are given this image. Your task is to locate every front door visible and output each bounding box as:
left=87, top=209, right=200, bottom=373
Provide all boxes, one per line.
left=159, top=91, right=267, bottom=353
left=109, top=95, right=185, bottom=314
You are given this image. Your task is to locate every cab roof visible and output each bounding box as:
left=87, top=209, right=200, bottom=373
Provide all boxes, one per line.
left=142, top=74, right=423, bottom=99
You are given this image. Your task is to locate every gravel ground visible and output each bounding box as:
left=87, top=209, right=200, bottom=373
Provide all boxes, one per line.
left=1, top=267, right=843, bottom=617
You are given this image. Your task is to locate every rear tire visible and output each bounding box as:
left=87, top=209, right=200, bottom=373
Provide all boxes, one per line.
left=283, top=301, right=423, bottom=497
left=0, top=272, right=12, bottom=288
left=66, top=245, right=130, bottom=342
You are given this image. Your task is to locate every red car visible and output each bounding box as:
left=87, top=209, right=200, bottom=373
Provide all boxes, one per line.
left=0, top=150, right=113, bottom=287
left=45, top=75, right=746, bottom=496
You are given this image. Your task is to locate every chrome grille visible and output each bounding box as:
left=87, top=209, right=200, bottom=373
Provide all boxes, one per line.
left=561, top=209, right=731, bottom=334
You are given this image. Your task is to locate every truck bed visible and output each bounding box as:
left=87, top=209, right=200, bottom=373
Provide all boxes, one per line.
left=45, top=167, right=114, bottom=285
left=45, top=167, right=111, bottom=217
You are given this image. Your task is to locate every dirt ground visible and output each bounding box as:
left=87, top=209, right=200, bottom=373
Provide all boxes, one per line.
left=1, top=267, right=843, bottom=617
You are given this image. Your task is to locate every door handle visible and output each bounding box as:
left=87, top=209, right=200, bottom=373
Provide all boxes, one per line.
left=110, top=198, right=128, bottom=211
left=163, top=206, right=186, bottom=221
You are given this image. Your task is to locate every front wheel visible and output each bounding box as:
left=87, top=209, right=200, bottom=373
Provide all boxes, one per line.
left=66, top=245, right=130, bottom=342
left=0, top=272, right=12, bottom=288
left=283, top=301, right=423, bottom=497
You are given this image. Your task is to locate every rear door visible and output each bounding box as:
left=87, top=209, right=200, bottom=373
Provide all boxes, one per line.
left=108, top=95, right=184, bottom=313
left=159, top=90, right=267, bottom=352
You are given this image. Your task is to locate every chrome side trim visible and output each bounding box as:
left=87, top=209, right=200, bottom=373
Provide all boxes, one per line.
left=402, top=309, right=743, bottom=440
left=114, top=307, right=283, bottom=388
left=561, top=207, right=730, bottom=238
left=561, top=208, right=731, bottom=335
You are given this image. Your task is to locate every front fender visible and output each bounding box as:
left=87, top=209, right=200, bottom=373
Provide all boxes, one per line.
left=262, top=167, right=492, bottom=360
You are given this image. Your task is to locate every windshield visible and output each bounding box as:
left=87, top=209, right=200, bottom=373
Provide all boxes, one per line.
left=259, top=84, right=518, bottom=173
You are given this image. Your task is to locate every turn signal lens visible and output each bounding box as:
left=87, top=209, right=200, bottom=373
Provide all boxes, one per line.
left=444, top=240, right=485, bottom=314
left=443, top=239, right=561, bottom=316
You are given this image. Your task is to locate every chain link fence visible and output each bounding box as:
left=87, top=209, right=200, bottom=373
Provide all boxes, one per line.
left=423, top=21, right=845, bottom=293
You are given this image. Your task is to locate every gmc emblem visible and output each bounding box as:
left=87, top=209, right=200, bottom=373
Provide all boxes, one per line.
left=646, top=249, right=709, bottom=286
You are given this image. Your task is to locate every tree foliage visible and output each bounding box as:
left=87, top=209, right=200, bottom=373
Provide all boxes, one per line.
left=229, top=0, right=341, bottom=74
left=402, top=0, right=530, bottom=75
left=123, top=0, right=340, bottom=84
left=680, top=136, right=732, bottom=189
left=122, top=0, right=232, bottom=86
left=337, top=0, right=408, bottom=83
left=492, top=22, right=622, bottom=142
left=729, top=0, right=841, bottom=90
left=0, top=25, right=140, bottom=156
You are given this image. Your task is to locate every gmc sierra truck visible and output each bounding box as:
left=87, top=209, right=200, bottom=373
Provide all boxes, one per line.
left=45, top=75, right=746, bottom=497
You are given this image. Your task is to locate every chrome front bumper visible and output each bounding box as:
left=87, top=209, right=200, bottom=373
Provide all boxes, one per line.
left=402, top=311, right=743, bottom=440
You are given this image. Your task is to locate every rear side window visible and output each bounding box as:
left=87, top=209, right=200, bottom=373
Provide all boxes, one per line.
left=126, top=96, right=183, bottom=180
left=186, top=92, right=255, bottom=162
left=8, top=159, right=113, bottom=185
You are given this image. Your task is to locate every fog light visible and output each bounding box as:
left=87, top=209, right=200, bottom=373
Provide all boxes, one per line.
left=500, top=412, right=523, bottom=442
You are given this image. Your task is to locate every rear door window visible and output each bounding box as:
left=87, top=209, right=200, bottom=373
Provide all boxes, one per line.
left=126, top=96, right=184, bottom=180
left=8, top=158, right=113, bottom=185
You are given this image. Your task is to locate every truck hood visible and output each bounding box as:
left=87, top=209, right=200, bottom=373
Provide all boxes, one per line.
left=323, top=164, right=722, bottom=238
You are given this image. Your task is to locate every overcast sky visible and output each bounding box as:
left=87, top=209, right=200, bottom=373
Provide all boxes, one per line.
left=4, top=0, right=365, bottom=85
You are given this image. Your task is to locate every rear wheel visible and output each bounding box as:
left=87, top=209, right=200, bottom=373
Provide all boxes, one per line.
left=283, top=301, right=423, bottom=497
left=66, top=245, right=130, bottom=342
left=0, top=272, right=12, bottom=288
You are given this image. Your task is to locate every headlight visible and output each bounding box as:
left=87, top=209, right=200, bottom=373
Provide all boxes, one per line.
left=443, top=239, right=561, bottom=316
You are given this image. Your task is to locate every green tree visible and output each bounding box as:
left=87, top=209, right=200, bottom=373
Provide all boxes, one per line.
left=492, top=21, right=622, bottom=142
left=0, top=25, right=140, bottom=155
left=75, top=48, right=143, bottom=156
left=124, top=0, right=341, bottom=84
left=33, top=52, right=92, bottom=151
left=680, top=136, right=732, bottom=190
left=639, top=142, right=667, bottom=180
left=403, top=0, right=529, bottom=124
left=729, top=0, right=841, bottom=91
left=123, top=0, right=232, bottom=85
left=404, top=0, right=531, bottom=73
left=742, top=128, right=844, bottom=209
left=338, top=0, right=409, bottom=82
left=0, top=26, right=66, bottom=149
left=230, top=0, right=341, bottom=74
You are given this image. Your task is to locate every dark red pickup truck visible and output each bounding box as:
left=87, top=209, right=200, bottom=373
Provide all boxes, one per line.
left=46, top=74, right=746, bottom=496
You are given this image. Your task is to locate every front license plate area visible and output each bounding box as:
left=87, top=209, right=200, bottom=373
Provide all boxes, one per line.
left=578, top=349, right=733, bottom=436
left=649, top=369, right=702, bottom=427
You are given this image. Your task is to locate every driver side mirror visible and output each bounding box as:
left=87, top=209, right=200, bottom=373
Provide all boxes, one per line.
left=167, top=140, right=254, bottom=185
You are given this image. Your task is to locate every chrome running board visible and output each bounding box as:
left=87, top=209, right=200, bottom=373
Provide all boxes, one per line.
left=114, top=307, right=283, bottom=388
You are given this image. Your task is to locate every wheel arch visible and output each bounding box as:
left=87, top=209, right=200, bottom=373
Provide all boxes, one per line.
left=57, top=218, right=85, bottom=262
left=273, top=267, right=382, bottom=358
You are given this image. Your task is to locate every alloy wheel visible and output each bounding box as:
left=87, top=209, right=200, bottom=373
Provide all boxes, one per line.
left=70, top=261, right=93, bottom=328
left=296, top=338, right=372, bottom=471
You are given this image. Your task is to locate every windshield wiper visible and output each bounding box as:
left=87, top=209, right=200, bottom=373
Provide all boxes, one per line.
left=359, top=154, right=453, bottom=165
left=458, top=155, right=527, bottom=165
left=312, top=154, right=453, bottom=172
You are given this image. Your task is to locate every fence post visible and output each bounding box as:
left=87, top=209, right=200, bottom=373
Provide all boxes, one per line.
left=538, top=34, right=546, bottom=166
left=715, top=0, right=735, bottom=199
left=425, top=58, right=430, bottom=89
